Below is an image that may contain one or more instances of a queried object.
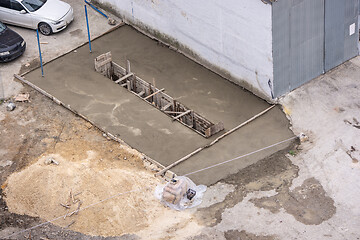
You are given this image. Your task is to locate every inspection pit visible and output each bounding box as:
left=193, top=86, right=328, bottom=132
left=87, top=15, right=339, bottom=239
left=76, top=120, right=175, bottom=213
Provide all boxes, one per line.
left=23, top=25, right=294, bottom=185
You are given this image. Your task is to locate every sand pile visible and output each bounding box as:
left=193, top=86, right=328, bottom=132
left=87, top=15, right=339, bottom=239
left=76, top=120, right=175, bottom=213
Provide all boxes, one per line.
left=4, top=145, right=162, bottom=236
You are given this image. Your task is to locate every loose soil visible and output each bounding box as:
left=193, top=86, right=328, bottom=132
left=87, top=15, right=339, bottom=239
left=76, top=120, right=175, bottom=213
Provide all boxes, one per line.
left=0, top=86, right=163, bottom=239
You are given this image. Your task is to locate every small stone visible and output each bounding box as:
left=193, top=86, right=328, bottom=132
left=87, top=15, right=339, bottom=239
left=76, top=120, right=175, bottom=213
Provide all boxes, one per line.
left=299, top=133, right=309, bottom=143
left=0, top=160, right=13, bottom=167
left=44, top=157, right=59, bottom=165
left=334, top=107, right=345, bottom=113
left=123, top=157, right=127, bottom=160
left=74, top=50, right=77, bottom=53
left=6, top=102, right=16, bottom=111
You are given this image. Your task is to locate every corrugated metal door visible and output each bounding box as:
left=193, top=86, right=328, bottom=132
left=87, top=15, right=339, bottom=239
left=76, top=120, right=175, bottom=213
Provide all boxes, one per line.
left=289, top=0, right=325, bottom=91
left=273, top=0, right=325, bottom=97
left=325, top=0, right=359, bottom=71
left=273, top=0, right=359, bottom=97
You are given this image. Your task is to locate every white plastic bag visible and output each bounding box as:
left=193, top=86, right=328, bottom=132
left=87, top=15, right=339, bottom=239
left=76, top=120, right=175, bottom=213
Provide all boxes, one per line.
left=155, top=176, right=207, bottom=211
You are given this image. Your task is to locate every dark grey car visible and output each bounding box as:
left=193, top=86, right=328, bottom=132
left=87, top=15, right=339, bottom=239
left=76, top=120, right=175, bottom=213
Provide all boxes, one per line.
left=0, top=21, right=26, bottom=62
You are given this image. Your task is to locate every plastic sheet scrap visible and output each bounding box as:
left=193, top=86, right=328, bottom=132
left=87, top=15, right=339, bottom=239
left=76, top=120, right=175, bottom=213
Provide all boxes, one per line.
left=155, top=176, right=207, bottom=211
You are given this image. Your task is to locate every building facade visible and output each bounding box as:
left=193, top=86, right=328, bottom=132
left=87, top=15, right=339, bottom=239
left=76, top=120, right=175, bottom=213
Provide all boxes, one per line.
left=95, top=0, right=360, bottom=100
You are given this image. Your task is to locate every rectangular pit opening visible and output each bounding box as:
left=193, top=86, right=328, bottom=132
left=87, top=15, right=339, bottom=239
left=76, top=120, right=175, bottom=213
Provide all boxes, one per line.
left=94, top=52, right=224, bottom=138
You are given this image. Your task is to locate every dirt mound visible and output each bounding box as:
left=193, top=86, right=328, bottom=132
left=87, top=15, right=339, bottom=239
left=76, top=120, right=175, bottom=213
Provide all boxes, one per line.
left=4, top=144, right=161, bottom=236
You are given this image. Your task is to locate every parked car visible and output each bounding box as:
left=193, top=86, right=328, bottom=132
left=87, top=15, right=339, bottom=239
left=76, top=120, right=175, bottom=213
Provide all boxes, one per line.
left=0, top=21, right=26, bottom=62
left=0, top=0, right=74, bottom=36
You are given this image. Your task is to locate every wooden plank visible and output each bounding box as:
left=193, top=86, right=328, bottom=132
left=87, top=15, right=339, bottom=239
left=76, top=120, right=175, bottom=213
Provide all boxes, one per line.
left=126, top=60, right=131, bottom=74
left=94, top=55, right=226, bottom=139
left=137, top=90, right=145, bottom=97
left=164, top=111, right=186, bottom=114
left=156, top=105, right=276, bottom=176
left=172, top=110, right=191, bottom=121
left=173, top=99, right=177, bottom=112
left=155, top=147, right=203, bottom=176
left=114, top=73, right=134, bottom=84
left=143, top=88, right=165, bottom=100
left=161, top=102, right=172, bottom=111
left=132, top=74, right=137, bottom=92
left=205, top=122, right=224, bottom=137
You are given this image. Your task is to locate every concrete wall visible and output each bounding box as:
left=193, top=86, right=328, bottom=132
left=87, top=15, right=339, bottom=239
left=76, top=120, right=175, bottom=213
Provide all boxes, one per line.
left=95, top=0, right=274, bottom=99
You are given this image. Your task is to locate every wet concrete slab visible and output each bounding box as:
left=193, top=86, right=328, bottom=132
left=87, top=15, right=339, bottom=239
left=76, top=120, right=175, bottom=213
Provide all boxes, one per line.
left=24, top=25, right=294, bottom=185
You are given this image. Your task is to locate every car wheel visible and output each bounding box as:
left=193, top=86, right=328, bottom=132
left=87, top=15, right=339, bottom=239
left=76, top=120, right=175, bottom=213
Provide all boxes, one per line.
left=38, top=22, right=52, bottom=36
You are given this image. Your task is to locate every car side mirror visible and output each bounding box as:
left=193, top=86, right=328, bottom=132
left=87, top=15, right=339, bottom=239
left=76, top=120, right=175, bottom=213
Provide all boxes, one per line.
left=20, top=10, right=27, bottom=14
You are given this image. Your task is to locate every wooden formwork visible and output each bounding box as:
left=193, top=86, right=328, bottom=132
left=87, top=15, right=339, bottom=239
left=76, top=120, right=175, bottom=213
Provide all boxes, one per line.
left=94, top=52, right=224, bottom=138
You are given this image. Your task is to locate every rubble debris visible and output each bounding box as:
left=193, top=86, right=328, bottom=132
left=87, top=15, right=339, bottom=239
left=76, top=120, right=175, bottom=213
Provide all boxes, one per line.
left=344, top=118, right=360, bottom=129
left=14, top=93, right=30, bottom=102
left=335, top=140, right=359, bottom=163
left=0, top=160, right=13, bottom=167
left=44, top=157, right=59, bottom=165
left=6, top=102, right=16, bottom=111
left=108, top=18, right=116, bottom=25
left=155, top=176, right=206, bottom=211
left=299, top=133, right=309, bottom=142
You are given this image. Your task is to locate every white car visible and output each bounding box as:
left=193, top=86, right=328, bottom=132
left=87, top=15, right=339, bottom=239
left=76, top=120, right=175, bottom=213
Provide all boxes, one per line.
left=0, top=0, right=74, bottom=35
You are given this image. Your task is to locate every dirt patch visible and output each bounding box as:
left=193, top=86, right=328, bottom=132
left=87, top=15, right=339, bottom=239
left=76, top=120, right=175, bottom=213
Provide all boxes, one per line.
left=18, top=58, right=41, bottom=75
left=195, top=145, right=299, bottom=227
left=224, top=230, right=276, bottom=240
left=4, top=149, right=159, bottom=236
left=251, top=177, right=336, bottom=225
left=0, top=86, right=163, bottom=239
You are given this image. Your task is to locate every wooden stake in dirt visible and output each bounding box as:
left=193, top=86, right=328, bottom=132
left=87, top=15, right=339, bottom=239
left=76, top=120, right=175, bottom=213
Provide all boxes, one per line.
left=60, top=203, right=70, bottom=209
left=155, top=105, right=276, bottom=176
left=65, top=220, right=76, bottom=229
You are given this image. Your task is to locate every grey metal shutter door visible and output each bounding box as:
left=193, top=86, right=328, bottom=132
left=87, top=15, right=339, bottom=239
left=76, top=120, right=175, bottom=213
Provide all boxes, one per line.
left=273, top=0, right=325, bottom=97
left=325, top=0, right=359, bottom=71
left=289, top=0, right=325, bottom=90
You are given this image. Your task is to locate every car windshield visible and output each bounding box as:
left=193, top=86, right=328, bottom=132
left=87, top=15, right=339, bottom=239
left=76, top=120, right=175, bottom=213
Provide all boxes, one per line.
left=0, top=22, right=6, bottom=33
left=21, top=0, right=47, bottom=12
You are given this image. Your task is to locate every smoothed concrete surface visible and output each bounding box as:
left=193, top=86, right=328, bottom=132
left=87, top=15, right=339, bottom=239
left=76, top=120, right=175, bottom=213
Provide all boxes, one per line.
left=24, top=25, right=293, bottom=185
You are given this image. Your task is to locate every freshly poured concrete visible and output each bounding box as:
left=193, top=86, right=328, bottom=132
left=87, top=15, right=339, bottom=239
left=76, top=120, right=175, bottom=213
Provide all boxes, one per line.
left=24, top=25, right=293, bottom=185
